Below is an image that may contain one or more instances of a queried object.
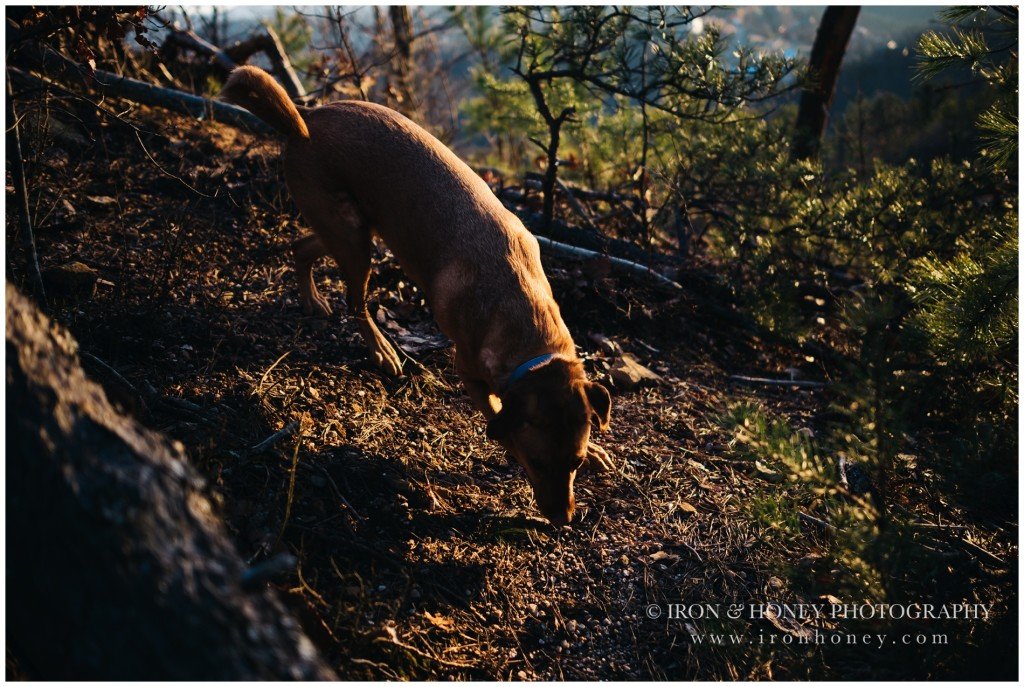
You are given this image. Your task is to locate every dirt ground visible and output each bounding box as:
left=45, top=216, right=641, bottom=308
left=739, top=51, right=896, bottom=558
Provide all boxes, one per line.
left=7, top=102, right=1014, bottom=680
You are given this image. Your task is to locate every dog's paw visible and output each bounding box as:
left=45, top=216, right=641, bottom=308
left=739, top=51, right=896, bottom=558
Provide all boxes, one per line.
left=302, top=291, right=333, bottom=317
left=372, top=342, right=405, bottom=377
left=583, top=443, right=615, bottom=473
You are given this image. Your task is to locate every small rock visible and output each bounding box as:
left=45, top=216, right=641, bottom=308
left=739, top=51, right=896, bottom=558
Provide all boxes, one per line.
left=755, top=460, right=785, bottom=483
left=588, top=332, right=622, bottom=356
left=42, top=261, right=100, bottom=297
left=59, top=199, right=77, bottom=219
left=608, top=354, right=663, bottom=390
left=673, top=501, right=699, bottom=519
left=650, top=550, right=680, bottom=564
left=86, top=195, right=118, bottom=207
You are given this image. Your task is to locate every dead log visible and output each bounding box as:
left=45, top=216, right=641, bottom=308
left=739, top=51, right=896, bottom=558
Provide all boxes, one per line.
left=258, top=25, right=307, bottom=99
left=5, top=285, right=335, bottom=681
left=24, top=45, right=273, bottom=135
left=499, top=188, right=671, bottom=267
left=162, top=23, right=238, bottom=72
left=165, top=23, right=306, bottom=100
left=222, top=25, right=307, bottom=99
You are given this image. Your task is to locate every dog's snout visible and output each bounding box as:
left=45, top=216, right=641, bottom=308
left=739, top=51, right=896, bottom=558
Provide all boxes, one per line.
left=538, top=492, right=575, bottom=527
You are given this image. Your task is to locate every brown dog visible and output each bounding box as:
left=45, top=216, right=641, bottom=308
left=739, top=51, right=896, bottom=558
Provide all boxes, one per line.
left=222, top=66, right=613, bottom=525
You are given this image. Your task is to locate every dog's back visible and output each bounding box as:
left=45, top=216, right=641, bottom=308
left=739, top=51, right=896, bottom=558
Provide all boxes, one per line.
left=222, top=67, right=570, bottom=369
left=287, top=102, right=519, bottom=282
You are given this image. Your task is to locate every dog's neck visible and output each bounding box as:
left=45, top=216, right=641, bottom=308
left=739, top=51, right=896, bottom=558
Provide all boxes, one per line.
left=468, top=272, right=580, bottom=393
left=503, top=353, right=558, bottom=392
left=485, top=348, right=583, bottom=395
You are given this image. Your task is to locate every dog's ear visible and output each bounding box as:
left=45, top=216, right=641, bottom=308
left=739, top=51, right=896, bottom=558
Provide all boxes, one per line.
left=487, top=398, right=524, bottom=441
left=584, top=382, right=612, bottom=431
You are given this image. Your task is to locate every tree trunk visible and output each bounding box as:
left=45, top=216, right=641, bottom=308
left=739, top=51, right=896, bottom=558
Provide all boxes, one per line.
left=388, top=6, right=416, bottom=116
left=5, top=285, right=336, bottom=681
left=791, top=6, right=860, bottom=160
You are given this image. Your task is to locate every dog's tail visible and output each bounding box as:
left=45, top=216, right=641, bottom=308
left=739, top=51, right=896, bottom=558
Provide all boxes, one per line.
left=220, top=66, right=309, bottom=140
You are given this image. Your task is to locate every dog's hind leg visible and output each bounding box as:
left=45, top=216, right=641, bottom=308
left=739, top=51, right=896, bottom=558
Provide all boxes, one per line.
left=293, top=233, right=332, bottom=316
left=288, top=184, right=403, bottom=376
left=331, top=227, right=404, bottom=377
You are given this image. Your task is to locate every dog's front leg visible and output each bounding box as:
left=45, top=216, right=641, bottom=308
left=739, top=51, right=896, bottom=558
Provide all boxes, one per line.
left=463, top=377, right=520, bottom=464
left=462, top=378, right=500, bottom=419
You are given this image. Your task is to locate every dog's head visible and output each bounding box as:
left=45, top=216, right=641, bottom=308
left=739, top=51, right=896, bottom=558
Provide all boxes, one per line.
left=487, top=358, right=612, bottom=526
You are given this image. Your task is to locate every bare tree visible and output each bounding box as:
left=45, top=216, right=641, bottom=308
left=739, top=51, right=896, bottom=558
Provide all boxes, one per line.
left=505, top=7, right=798, bottom=230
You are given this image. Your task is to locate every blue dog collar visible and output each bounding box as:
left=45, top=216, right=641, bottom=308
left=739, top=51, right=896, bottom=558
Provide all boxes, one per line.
left=503, top=353, right=557, bottom=392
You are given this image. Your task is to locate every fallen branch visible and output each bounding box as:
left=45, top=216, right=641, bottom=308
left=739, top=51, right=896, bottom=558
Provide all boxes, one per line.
left=947, top=534, right=1007, bottom=568
left=534, top=235, right=682, bottom=291
left=799, top=511, right=835, bottom=530
left=248, top=420, right=300, bottom=455
left=80, top=350, right=149, bottom=415
left=729, top=375, right=827, bottom=389
left=555, top=177, right=598, bottom=231
left=500, top=188, right=670, bottom=266
left=165, top=24, right=306, bottom=100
